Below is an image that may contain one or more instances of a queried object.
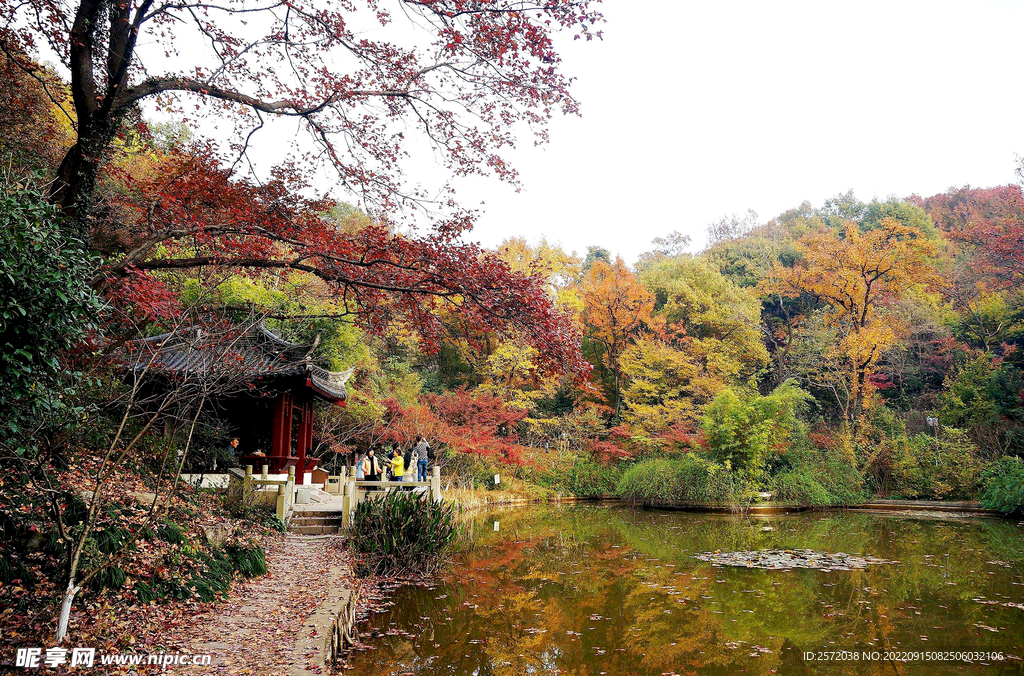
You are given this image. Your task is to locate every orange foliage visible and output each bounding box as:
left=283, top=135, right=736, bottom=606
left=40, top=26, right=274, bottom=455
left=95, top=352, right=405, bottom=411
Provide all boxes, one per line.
left=764, top=218, right=936, bottom=421
left=579, top=257, right=654, bottom=414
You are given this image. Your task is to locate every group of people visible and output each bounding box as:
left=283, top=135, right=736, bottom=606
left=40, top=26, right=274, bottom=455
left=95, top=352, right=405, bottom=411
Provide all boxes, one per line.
left=356, top=435, right=433, bottom=487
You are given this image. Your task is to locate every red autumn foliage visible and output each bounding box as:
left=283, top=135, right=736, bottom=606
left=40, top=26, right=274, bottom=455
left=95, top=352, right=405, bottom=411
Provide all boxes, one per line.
left=809, top=429, right=837, bottom=451
left=91, top=151, right=587, bottom=375
left=588, top=439, right=632, bottom=461
left=913, top=185, right=1024, bottom=283
left=4, top=0, right=602, bottom=377
left=374, top=389, right=529, bottom=465
left=585, top=424, right=633, bottom=460
left=655, top=423, right=702, bottom=451
left=1, top=0, right=603, bottom=239
left=867, top=373, right=895, bottom=391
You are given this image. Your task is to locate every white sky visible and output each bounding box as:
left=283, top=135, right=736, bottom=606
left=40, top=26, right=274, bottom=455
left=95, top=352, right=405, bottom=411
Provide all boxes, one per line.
left=447, top=0, right=1024, bottom=263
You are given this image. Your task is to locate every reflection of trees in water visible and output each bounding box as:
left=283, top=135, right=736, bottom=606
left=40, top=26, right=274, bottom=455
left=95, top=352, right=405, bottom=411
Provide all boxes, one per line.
left=345, top=506, right=1024, bottom=676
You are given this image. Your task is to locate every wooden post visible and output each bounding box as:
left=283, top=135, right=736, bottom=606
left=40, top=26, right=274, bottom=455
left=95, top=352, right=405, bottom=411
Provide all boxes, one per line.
left=270, top=393, right=293, bottom=468
left=431, top=466, right=441, bottom=503
left=296, top=398, right=311, bottom=477
left=343, top=477, right=356, bottom=528
left=275, top=484, right=285, bottom=519
left=287, top=465, right=296, bottom=509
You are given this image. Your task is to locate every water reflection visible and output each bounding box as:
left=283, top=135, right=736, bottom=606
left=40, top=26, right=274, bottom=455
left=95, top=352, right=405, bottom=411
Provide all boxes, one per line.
left=343, top=505, right=1024, bottom=675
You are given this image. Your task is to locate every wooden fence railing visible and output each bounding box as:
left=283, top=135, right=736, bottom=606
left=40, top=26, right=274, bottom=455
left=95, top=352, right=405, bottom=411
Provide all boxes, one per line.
left=227, top=464, right=297, bottom=521
left=228, top=464, right=443, bottom=526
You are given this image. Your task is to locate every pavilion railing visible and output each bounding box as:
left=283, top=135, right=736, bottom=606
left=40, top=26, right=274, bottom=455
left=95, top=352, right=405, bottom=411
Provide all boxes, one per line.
left=327, top=466, right=443, bottom=527
left=227, top=464, right=297, bottom=521
left=227, top=464, right=443, bottom=528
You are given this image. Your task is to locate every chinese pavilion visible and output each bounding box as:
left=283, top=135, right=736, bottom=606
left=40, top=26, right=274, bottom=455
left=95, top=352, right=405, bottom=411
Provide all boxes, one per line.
left=138, top=322, right=350, bottom=479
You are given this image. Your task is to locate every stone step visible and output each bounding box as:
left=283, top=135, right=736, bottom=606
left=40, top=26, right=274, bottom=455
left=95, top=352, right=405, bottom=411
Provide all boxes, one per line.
left=291, top=509, right=346, bottom=518
left=310, top=487, right=333, bottom=498
left=288, top=524, right=343, bottom=535
left=288, top=518, right=344, bottom=528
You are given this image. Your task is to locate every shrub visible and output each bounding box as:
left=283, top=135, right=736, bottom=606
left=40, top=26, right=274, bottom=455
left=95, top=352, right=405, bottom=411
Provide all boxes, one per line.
left=701, top=381, right=811, bottom=483
left=157, top=521, right=185, bottom=544
left=979, top=457, right=1024, bottom=514
left=133, top=542, right=266, bottom=603
left=874, top=429, right=982, bottom=500
left=264, top=514, right=287, bottom=533
left=561, top=459, right=621, bottom=498
left=532, top=457, right=622, bottom=499
left=940, top=355, right=1024, bottom=456
left=770, top=468, right=835, bottom=506
left=350, top=490, right=458, bottom=577
left=815, top=448, right=867, bottom=505
left=615, top=454, right=738, bottom=505
left=227, top=543, right=268, bottom=578
left=0, top=179, right=102, bottom=456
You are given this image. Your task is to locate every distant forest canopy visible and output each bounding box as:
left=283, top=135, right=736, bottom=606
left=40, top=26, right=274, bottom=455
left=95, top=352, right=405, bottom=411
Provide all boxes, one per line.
left=3, top=53, right=1024, bottom=508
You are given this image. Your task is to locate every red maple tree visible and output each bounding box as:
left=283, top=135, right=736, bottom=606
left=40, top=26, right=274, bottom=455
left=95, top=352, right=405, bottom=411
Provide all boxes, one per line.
left=91, top=149, right=587, bottom=372
left=1, top=1, right=602, bottom=374
left=1, top=0, right=603, bottom=237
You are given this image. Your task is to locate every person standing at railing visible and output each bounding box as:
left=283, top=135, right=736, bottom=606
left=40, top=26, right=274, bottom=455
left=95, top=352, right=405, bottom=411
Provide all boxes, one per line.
left=389, top=449, right=406, bottom=490
left=354, top=449, right=365, bottom=480
left=402, top=444, right=413, bottom=485
left=360, top=448, right=383, bottom=489
left=412, top=435, right=431, bottom=482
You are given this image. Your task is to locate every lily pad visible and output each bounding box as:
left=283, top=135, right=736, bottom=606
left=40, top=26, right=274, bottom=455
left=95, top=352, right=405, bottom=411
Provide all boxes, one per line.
left=694, top=549, right=895, bottom=571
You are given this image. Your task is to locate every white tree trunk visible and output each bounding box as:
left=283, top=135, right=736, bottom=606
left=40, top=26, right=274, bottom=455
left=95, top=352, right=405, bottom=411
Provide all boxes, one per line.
left=55, top=582, right=80, bottom=644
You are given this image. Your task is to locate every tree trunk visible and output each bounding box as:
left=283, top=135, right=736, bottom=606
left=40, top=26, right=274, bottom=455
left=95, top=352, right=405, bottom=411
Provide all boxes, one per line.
left=51, top=140, right=101, bottom=242
left=55, top=582, right=81, bottom=644
left=50, top=111, right=116, bottom=244
left=852, top=364, right=867, bottom=425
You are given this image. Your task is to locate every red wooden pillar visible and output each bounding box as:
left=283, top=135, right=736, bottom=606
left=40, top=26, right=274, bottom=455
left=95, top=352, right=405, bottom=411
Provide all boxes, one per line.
left=270, top=392, right=293, bottom=472
left=296, top=398, right=312, bottom=481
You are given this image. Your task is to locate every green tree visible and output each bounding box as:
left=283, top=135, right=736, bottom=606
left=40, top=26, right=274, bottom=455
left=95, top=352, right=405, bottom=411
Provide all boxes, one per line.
left=861, top=197, right=939, bottom=239
left=0, top=178, right=101, bottom=453
left=939, top=354, right=1024, bottom=456
left=701, top=381, right=811, bottom=483
left=640, top=256, right=768, bottom=385
left=581, top=245, right=611, bottom=274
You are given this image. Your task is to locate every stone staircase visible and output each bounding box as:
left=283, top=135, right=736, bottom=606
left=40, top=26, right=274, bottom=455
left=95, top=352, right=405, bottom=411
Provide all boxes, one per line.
left=305, top=486, right=334, bottom=504
left=288, top=510, right=345, bottom=535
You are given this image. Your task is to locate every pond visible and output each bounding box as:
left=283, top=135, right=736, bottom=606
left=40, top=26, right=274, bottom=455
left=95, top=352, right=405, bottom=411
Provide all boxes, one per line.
left=342, top=504, right=1024, bottom=675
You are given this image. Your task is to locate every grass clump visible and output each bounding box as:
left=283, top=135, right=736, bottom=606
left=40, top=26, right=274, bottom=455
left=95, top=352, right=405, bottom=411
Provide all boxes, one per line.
left=532, top=457, right=622, bottom=499
left=133, top=543, right=266, bottom=604
left=615, top=454, right=737, bottom=505
left=770, top=468, right=836, bottom=506
left=979, top=456, right=1024, bottom=514
left=350, top=490, right=458, bottom=577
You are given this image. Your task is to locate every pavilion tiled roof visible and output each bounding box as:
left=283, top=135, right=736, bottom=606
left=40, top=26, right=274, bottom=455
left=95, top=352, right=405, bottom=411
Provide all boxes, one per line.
left=136, top=322, right=349, bottom=402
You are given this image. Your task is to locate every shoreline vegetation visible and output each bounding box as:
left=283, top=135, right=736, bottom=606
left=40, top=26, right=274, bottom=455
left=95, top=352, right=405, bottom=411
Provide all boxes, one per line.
left=452, top=492, right=1001, bottom=515
left=442, top=450, right=1011, bottom=517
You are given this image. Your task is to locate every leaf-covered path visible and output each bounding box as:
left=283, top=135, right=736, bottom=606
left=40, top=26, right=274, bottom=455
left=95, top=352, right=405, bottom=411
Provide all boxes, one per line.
left=166, top=534, right=353, bottom=675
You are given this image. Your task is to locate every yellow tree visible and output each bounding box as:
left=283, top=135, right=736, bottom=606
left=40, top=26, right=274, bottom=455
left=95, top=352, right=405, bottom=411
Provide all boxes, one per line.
left=639, top=256, right=768, bottom=385
left=495, top=237, right=581, bottom=291
left=764, top=217, right=936, bottom=423
left=580, top=257, right=654, bottom=415
left=619, top=337, right=706, bottom=438
left=476, top=339, right=561, bottom=411
left=469, top=239, right=582, bottom=411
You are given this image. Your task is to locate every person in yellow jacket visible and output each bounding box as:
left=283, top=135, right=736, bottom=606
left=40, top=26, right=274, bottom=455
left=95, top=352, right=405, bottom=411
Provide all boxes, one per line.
left=389, top=448, right=405, bottom=488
